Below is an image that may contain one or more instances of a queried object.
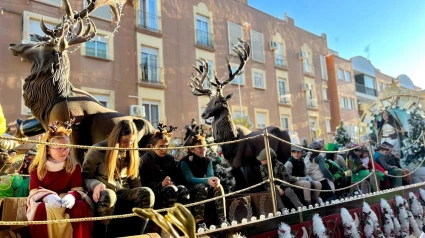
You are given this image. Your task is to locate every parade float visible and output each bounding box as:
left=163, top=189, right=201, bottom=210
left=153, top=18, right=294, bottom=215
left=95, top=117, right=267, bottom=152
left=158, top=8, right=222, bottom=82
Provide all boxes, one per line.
left=1, top=1, right=425, bottom=237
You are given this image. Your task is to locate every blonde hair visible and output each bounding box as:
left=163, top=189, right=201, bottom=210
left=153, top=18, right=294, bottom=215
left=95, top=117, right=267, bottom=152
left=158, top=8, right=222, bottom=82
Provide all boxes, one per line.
left=105, top=120, right=139, bottom=182
left=188, top=135, right=207, bottom=154
left=29, top=127, right=77, bottom=180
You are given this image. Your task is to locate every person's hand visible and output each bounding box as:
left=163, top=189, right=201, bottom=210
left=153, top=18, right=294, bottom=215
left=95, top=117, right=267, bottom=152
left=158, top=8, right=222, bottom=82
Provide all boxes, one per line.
left=384, top=171, right=388, bottom=175
left=44, top=194, right=62, bottom=209
left=260, top=160, right=268, bottom=165
left=208, top=177, right=219, bottom=187
left=278, top=188, right=284, bottom=196
left=93, top=183, right=106, bottom=203
left=345, top=170, right=352, bottom=177
left=162, top=176, right=173, bottom=187
left=61, top=194, right=76, bottom=209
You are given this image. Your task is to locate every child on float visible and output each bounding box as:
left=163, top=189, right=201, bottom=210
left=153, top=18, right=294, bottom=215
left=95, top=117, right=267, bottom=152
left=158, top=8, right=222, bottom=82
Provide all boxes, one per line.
left=82, top=120, right=154, bottom=238
left=284, top=145, right=322, bottom=206
left=304, top=141, right=336, bottom=202
left=27, top=120, right=93, bottom=238
left=140, top=123, right=190, bottom=209
left=360, top=147, right=389, bottom=189
left=179, top=126, right=228, bottom=232
left=347, top=145, right=380, bottom=192
left=257, top=147, right=304, bottom=209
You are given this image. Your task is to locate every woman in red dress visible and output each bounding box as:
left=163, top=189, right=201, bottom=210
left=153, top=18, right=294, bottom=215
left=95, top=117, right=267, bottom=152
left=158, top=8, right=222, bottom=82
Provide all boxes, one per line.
left=27, top=121, right=92, bottom=238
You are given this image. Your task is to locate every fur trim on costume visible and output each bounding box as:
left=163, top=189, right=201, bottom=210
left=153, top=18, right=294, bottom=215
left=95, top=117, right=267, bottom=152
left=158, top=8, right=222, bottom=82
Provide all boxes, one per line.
left=312, top=214, right=328, bottom=238
left=231, top=233, right=246, bottom=238
left=278, top=222, right=292, bottom=238
left=45, top=160, right=65, bottom=172
left=362, top=202, right=385, bottom=238
left=395, top=196, right=409, bottom=237
left=340, top=208, right=360, bottom=238
left=409, top=192, right=424, bottom=234
left=380, top=198, right=396, bottom=237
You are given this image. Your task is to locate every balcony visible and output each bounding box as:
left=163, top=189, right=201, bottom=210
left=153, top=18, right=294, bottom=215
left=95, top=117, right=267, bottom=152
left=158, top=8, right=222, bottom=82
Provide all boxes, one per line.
left=275, top=54, right=288, bottom=68
left=303, top=64, right=315, bottom=77
left=355, top=83, right=377, bottom=97
left=307, top=97, right=318, bottom=108
left=196, top=29, right=214, bottom=48
left=278, top=93, right=291, bottom=105
left=137, top=11, right=161, bottom=33
left=140, top=64, right=164, bottom=87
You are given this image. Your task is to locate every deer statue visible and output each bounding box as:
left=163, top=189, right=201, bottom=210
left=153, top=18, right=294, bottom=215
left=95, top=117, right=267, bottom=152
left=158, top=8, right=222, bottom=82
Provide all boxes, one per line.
left=188, top=39, right=291, bottom=189
left=8, top=0, right=156, bottom=163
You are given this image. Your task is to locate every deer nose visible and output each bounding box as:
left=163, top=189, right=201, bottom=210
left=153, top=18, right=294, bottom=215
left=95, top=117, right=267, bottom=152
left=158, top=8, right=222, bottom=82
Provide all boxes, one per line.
left=9, top=44, right=16, bottom=47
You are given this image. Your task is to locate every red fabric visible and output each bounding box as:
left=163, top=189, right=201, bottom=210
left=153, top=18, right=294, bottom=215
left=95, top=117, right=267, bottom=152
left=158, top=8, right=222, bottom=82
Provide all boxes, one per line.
left=29, top=164, right=92, bottom=238
left=368, top=160, right=386, bottom=173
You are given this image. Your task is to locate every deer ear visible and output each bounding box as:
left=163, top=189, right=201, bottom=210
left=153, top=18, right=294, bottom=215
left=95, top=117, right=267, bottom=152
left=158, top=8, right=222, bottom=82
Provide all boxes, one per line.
left=224, top=93, right=234, bottom=101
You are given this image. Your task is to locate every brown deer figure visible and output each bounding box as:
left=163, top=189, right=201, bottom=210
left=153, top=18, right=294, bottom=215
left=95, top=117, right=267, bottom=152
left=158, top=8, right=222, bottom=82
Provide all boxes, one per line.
left=189, top=39, right=291, bottom=189
left=8, top=0, right=156, bottom=163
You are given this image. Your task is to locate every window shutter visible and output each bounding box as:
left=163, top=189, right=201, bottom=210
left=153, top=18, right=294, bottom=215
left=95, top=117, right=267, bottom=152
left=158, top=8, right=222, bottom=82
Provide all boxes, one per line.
left=228, top=22, right=242, bottom=54
left=250, top=30, right=265, bottom=62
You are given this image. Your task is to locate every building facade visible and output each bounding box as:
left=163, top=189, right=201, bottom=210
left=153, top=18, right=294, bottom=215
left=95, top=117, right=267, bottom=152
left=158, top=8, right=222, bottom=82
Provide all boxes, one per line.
left=0, top=0, right=419, bottom=144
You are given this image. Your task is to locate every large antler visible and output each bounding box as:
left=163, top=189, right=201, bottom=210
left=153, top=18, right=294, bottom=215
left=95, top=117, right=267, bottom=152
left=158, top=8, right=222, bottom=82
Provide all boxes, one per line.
left=221, top=38, right=250, bottom=87
left=188, top=59, right=216, bottom=96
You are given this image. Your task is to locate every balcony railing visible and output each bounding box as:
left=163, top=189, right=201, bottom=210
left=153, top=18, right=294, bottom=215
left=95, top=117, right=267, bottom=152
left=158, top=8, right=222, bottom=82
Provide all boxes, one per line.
left=138, top=11, right=161, bottom=33
left=196, top=29, right=214, bottom=48
left=303, top=63, right=315, bottom=76
left=141, top=64, right=164, bottom=85
left=275, top=54, right=288, bottom=68
left=307, top=97, right=318, bottom=108
left=279, top=93, right=291, bottom=104
left=355, top=83, right=377, bottom=97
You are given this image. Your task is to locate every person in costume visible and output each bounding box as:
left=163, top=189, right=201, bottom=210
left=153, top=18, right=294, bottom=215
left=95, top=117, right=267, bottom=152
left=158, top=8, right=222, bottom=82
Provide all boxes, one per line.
left=376, top=110, right=404, bottom=154
left=140, top=123, right=190, bottom=209
left=180, top=125, right=228, bottom=232
left=27, top=120, right=93, bottom=238
left=285, top=145, right=322, bottom=206
left=324, top=152, right=351, bottom=198
left=304, top=141, right=336, bottom=202
left=360, top=147, right=390, bottom=190
left=82, top=120, right=154, bottom=238
left=347, top=145, right=380, bottom=192
left=258, top=148, right=304, bottom=209
left=373, top=142, right=403, bottom=188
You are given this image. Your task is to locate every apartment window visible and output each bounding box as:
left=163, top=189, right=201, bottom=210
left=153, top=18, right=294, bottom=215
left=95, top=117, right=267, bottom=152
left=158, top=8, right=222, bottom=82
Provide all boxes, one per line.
left=228, top=22, right=243, bottom=54
left=320, top=55, right=328, bottom=80
left=198, top=60, right=213, bottom=89
left=301, top=51, right=312, bottom=74
left=139, top=0, right=159, bottom=31
left=275, top=42, right=286, bottom=67
left=326, top=119, right=331, bottom=133
left=278, top=78, right=290, bottom=104
left=253, top=72, right=265, bottom=89
left=196, top=15, right=212, bottom=47
left=85, top=0, right=112, bottom=21
left=33, top=0, right=61, bottom=7
left=345, top=71, right=351, bottom=82
left=250, top=30, right=265, bottom=63
left=86, top=36, right=108, bottom=59
left=231, top=66, right=244, bottom=85
left=309, top=118, right=318, bottom=140
left=91, top=94, right=111, bottom=108
left=348, top=98, right=355, bottom=110
left=379, top=82, right=383, bottom=92
left=338, top=69, right=344, bottom=80
left=141, top=46, right=159, bottom=83
left=323, top=88, right=328, bottom=101
left=281, top=116, right=289, bottom=130
left=29, top=19, right=56, bottom=42
left=143, top=101, right=159, bottom=128
left=256, top=112, right=266, bottom=129
left=383, top=84, right=387, bottom=90
left=341, top=97, right=347, bottom=109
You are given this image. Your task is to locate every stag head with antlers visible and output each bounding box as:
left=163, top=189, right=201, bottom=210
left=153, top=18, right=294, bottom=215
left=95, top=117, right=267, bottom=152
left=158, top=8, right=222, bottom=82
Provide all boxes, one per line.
left=189, top=38, right=250, bottom=122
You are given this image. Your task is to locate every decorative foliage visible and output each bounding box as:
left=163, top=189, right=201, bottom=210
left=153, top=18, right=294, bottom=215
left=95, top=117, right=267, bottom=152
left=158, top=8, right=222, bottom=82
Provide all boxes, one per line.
left=278, top=222, right=293, bottom=238
left=208, top=139, right=236, bottom=193
left=335, top=120, right=351, bottom=147
left=409, top=192, right=424, bottom=231
left=395, top=196, right=409, bottom=237
left=380, top=198, right=396, bottom=237
left=312, top=214, right=328, bottom=238
left=340, top=208, right=360, bottom=238
left=403, top=108, right=425, bottom=165
left=362, top=202, right=385, bottom=238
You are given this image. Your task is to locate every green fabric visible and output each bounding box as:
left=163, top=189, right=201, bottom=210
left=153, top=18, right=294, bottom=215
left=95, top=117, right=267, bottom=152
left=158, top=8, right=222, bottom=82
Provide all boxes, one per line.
left=325, top=143, right=339, bottom=152
left=0, top=175, right=23, bottom=198
left=376, top=171, right=385, bottom=181
left=351, top=170, right=371, bottom=182
left=17, top=178, right=30, bottom=197
left=325, top=159, right=345, bottom=180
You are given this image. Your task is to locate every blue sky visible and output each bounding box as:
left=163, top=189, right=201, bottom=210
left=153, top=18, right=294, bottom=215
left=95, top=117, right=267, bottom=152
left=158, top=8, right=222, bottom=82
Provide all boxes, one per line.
left=248, top=0, right=425, bottom=88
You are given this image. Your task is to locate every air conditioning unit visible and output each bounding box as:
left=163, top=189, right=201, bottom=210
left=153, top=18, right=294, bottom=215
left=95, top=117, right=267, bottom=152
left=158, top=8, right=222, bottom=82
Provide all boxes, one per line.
left=129, top=105, right=145, bottom=117
left=270, top=41, right=278, bottom=51
left=301, top=83, right=312, bottom=91
left=299, top=51, right=308, bottom=59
